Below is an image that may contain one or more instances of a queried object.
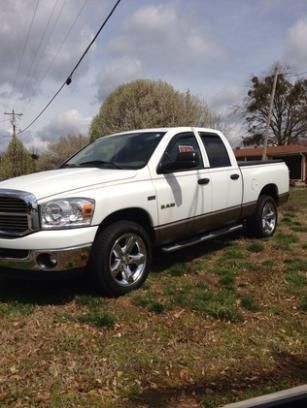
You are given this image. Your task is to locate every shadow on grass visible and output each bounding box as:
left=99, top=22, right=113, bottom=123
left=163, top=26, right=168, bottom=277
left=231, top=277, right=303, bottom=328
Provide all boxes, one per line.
left=0, top=232, right=243, bottom=307
left=0, top=273, right=92, bottom=307
left=151, top=231, right=243, bottom=274
left=127, top=351, right=307, bottom=408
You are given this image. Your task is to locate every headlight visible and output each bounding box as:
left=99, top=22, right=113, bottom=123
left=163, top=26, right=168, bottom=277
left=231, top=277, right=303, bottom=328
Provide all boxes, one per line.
left=40, top=198, right=95, bottom=229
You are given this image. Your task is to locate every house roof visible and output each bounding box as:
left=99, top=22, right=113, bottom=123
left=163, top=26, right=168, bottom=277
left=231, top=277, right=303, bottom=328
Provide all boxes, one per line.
left=234, top=144, right=307, bottom=158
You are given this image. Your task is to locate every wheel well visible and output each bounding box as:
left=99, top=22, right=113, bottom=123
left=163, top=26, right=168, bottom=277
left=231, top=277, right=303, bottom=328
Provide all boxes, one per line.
left=259, top=184, right=279, bottom=204
left=97, top=208, right=154, bottom=241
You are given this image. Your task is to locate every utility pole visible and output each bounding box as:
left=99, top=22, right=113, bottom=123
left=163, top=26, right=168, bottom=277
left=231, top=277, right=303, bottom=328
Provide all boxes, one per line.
left=4, top=109, right=23, bottom=138
left=262, top=66, right=279, bottom=160
left=4, top=110, right=23, bottom=177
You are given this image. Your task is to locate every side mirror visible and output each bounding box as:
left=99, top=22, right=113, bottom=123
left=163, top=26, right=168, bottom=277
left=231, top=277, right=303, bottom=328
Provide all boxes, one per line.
left=176, top=151, right=200, bottom=166
left=158, top=151, right=200, bottom=173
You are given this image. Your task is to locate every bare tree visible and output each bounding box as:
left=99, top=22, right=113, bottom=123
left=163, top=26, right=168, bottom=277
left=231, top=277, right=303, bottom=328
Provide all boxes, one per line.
left=243, top=66, right=307, bottom=146
left=37, top=134, right=88, bottom=171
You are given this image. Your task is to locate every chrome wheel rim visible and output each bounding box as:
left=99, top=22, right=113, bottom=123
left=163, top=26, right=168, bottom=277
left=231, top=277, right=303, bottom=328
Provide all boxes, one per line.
left=109, top=233, right=147, bottom=287
left=262, top=202, right=276, bottom=234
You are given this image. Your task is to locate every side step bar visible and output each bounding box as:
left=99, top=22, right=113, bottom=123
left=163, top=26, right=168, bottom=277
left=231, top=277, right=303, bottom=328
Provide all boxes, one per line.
left=161, top=224, right=243, bottom=253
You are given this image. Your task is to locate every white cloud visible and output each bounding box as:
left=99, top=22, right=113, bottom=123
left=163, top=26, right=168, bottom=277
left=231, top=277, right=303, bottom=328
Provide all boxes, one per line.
left=209, top=84, right=244, bottom=115
left=2, top=0, right=305, bottom=151
left=108, top=3, right=226, bottom=68
left=123, top=4, right=177, bottom=37
left=186, top=33, right=224, bottom=59
left=35, top=109, right=91, bottom=144
left=0, top=0, right=101, bottom=101
left=285, top=17, right=307, bottom=67
left=20, top=131, right=48, bottom=152
left=96, top=56, right=143, bottom=101
left=0, top=127, right=11, bottom=151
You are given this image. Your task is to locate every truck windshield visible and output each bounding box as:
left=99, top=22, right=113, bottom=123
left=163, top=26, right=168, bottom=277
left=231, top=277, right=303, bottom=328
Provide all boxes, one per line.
left=62, top=131, right=166, bottom=170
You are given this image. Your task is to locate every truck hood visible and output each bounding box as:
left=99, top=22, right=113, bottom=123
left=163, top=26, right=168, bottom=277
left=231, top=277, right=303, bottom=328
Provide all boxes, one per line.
left=0, top=168, right=137, bottom=200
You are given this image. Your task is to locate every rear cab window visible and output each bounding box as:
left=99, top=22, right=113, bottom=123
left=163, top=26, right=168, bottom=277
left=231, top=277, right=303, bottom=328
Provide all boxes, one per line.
left=199, top=132, right=231, bottom=168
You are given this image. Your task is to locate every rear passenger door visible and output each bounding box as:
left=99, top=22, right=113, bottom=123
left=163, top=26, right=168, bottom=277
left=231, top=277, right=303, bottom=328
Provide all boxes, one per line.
left=197, top=132, right=243, bottom=229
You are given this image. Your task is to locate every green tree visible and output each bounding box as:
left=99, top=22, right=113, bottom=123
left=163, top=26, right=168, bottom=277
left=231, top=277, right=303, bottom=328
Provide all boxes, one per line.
left=0, top=136, right=34, bottom=179
left=243, top=66, right=307, bottom=146
left=37, top=134, right=88, bottom=171
left=90, top=79, right=215, bottom=141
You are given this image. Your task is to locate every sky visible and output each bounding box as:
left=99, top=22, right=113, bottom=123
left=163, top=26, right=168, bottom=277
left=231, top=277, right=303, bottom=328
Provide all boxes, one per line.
left=0, top=0, right=307, bottom=151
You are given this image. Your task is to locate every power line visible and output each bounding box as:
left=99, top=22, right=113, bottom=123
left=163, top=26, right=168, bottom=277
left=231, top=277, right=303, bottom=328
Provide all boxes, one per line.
left=20, top=0, right=67, bottom=114
left=65, top=0, right=122, bottom=84
left=5, top=0, right=40, bottom=111
left=26, top=0, right=65, bottom=91
left=42, top=0, right=89, bottom=82
left=18, top=0, right=60, bottom=100
left=25, top=0, right=88, bottom=111
left=18, top=0, right=122, bottom=135
left=42, top=0, right=66, bottom=46
left=19, top=83, right=66, bottom=135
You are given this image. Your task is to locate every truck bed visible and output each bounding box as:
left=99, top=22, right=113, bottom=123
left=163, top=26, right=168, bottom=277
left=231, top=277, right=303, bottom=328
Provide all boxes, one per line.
left=238, top=159, right=284, bottom=167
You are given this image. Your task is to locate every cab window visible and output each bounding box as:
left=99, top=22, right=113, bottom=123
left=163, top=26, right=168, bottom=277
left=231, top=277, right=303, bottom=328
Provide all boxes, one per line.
left=199, top=132, right=231, bottom=168
left=160, top=132, right=203, bottom=171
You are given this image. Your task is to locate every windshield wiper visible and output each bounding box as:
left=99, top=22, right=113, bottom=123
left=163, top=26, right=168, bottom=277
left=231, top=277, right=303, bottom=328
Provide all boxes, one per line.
left=77, top=160, right=122, bottom=169
left=61, top=163, right=77, bottom=168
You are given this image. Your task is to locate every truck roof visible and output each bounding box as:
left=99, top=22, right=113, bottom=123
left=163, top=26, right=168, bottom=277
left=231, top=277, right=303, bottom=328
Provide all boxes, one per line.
left=103, top=127, right=219, bottom=136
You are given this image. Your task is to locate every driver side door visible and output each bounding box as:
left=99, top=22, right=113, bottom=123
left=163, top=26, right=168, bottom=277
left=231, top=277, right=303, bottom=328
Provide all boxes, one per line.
left=152, top=131, right=212, bottom=244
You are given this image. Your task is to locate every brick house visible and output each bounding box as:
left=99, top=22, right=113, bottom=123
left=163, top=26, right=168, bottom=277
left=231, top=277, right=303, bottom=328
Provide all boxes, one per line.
left=233, top=144, right=307, bottom=184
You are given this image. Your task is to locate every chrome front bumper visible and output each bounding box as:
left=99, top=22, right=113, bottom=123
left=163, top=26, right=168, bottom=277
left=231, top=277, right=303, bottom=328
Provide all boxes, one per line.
left=0, top=244, right=92, bottom=272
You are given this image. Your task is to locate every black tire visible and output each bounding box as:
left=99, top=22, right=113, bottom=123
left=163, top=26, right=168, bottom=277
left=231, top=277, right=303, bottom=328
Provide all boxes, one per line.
left=88, top=221, right=152, bottom=296
left=246, top=195, right=278, bottom=238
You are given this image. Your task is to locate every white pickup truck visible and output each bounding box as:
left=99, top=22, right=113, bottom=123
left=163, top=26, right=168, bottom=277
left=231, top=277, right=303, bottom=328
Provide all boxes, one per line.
left=0, top=127, right=289, bottom=295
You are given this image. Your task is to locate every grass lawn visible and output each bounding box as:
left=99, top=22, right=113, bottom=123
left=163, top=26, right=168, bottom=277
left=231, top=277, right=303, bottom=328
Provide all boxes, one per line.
left=0, top=188, right=306, bottom=407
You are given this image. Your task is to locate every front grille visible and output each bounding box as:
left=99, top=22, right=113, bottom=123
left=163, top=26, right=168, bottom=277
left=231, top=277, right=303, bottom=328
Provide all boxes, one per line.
left=0, top=196, right=28, bottom=213
left=0, top=214, right=29, bottom=232
left=0, top=190, right=39, bottom=237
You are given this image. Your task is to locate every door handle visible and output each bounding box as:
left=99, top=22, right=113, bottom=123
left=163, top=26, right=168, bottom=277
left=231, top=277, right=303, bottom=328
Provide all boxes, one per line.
left=198, top=178, right=210, bottom=185
left=230, top=174, right=240, bottom=180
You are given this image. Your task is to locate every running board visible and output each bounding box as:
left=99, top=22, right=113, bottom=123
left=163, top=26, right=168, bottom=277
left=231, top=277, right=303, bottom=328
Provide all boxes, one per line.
left=161, top=224, right=243, bottom=253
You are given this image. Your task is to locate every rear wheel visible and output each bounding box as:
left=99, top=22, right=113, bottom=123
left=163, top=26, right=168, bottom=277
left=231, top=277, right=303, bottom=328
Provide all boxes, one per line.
left=246, top=195, right=277, bottom=238
left=89, top=221, right=152, bottom=296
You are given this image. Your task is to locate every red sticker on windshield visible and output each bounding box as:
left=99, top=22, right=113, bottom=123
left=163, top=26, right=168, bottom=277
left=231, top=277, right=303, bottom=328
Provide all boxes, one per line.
left=178, top=145, right=194, bottom=153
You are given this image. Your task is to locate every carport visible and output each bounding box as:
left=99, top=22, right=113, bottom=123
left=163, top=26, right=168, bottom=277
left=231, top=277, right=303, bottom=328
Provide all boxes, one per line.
left=233, top=144, right=307, bottom=184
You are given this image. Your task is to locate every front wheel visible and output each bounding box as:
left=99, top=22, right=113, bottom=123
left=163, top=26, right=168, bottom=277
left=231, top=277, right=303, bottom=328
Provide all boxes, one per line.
left=246, top=195, right=278, bottom=238
left=89, top=221, right=152, bottom=296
